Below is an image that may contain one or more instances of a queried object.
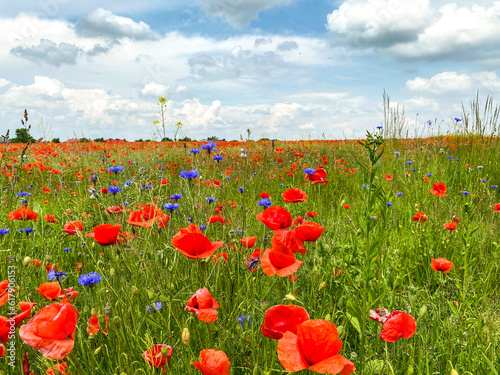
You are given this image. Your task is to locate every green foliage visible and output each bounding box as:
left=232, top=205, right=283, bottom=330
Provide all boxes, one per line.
left=11, top=127, right=36, bottom=143
left=93, top=137, right=105, bottom=143
left=51, top=137, right=60, bottom=143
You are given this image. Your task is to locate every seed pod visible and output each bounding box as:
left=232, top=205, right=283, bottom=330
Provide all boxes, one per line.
left=182, top=328, right=190, bottom=345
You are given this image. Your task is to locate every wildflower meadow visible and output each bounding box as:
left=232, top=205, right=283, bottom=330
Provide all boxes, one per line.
left=0, top=128, right=499, bottom=374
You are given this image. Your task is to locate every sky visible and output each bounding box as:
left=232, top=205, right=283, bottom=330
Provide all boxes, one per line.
left=1, top=0, right=499, bottom=141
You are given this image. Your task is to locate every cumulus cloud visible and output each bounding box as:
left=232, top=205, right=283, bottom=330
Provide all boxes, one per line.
left=277, top=41, right=298, bottom=51
left=327, top=0, right=432, bottom=47
left=75, top=8, right=157, bottom=40
left=254, top=37, right=272, bottom=47
left=140, top=82, right=191, bottom=100
left=0, top=78, right=10, bottom=89
left=10, top=39, right=80, bottom=66
left=202, top=0, right=293, bottom=27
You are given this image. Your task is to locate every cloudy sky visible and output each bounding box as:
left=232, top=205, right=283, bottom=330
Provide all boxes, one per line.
left=1, top=0, right=499, bottom=141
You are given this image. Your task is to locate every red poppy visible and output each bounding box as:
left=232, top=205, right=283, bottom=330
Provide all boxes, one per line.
left=19, top=302, right=78, bottom=360
left=343, top=204, right=350, bottom=209
left=143, top=344, right=173, bottom=368
left=43, top=214, right=57, bottom=223
left=37, top=282, right=62, bottom=301
left=62, top=221, right=83, bottom=235
left=101, top=188, right=108, bottom=194
left=385, top=174, right=393, bottom=181
left=271, top=229, right=305, bottom=255
left=429, top=182, right=447, bottom=197
left=282, top=188, right=307, bottom=203
left=240, top=236, right=257, bottom=248
left=260, top=191, right=270, bottom=198
left=431, top=258, right=454, bottom=273
left=157, top=214, right=170, bottom=228
left=306, top=211, right=317, bottom=217
left=213, top=252, right=228, bottom=264
left=291, top=216, right=304, bottom=227
left=305, top=168, right=328, bottom=185
left=185, top=287, right=220, bottom=323
left=443, top=222, right=457, bottom=230
left=261, top=245, right=303, bottom=277
left=86, top=224, right=121, bottom=246
left=0, top=280, right=17, bottom=306
left=191, top=349, right=231, bottom=375
left=14, top=302, right=38, bottom=327
left=294, top=222, right=324, bottom=242
left=256, top=206, right=292, bottom=230
left=87, top=314, right=108, bottom=336
left=493, top=203, right=500, bottom=212
left=8, top=206, right=39, bottom=222
left=46, top=362, right=68, bottom=375
left=208, top=215, right=226, bottom=224
left=262, top=305, right=310, bottom=339
left=0, top=344, right=5, bottom=357
left=105, top=206, right=123, bottom=214
left=172, top=224, right=224, bottom=259
left=412, top=212, right=427, bottom=222
left=370, top=308, right=416, bottom=343
left=126, top=204, right=163, bottom=228
left=0, top=303, right=37, bottom=343
left=277, top=319, right=355, bottom=374
left=59, top=287, right=79, bottom=302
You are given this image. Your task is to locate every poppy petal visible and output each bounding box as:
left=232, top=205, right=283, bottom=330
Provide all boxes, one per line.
left=277, top=331, right=309, bottom=372
left=308, top=354, right=356, bottom=375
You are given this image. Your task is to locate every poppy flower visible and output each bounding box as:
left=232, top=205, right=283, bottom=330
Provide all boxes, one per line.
left=294, top=222, right=324, bottom=242
left=306, top=211, right=317, bottom=217
left=45, top=362, right=68, bottom=375
left=240, top=236, right=257, bottom=248
left=262, top=305, right=310, bottom=339
left=261, top=245, right=303, bottom=277
left=208, top=215, right=226, bottom=224
left=143, top=344, right=173, bottom=368
left=260, top=191, right=270, bottom=198
left=291, top=216, right=304, bottom=227
left=105, top=206, right=123, bottom=214
left=277, top=319, right=355, bottom=374
left=431, top=258, right=454, bottom=274
left=191, top=349, right=231, bottom=375
left=19, top=302, right=78, bottom=360
left=14, top=302, right=38, bottom=327
left=0, top=344, right=5, bottom=357
left=126, top=204, right=163, bottom=228
left=0, top=303, right=37, bottom=343
left=37, top=282, right=62, bottom=301
left=305, top=168, right=328, bottom=185
left=343, top=204, right=350, bottom=209
left=0, top=280, right=17, bottom=306
left=443, top=222, right=457, bottom=230
left=8, top=206, right=39, bottom=222
left=86, top=224, right=121, bottom=246
left=185, top=287, right=219, bottom=323
left=157, top=214, right=170, bottom=228
left=369, top=308, right=416, bottom=343
left=256, top=206, right=292, bottom=230
left=213, top=252, right=228, bottom=264
left=282, top=188, right=307, bottom=203
left=385, top=174, right=393, bottom=181
left=62, top=221, right=83, bottom=235
left=429, top=182, right=447, bottom=197
left=271, top=229, right=305, bottom=255
left=493, top=203, right=500, bottom=212
left=87, top=314, right=108, bottom=336
left=412, top=212, right=427, bottom=222
left=59, top=287, right=79, bottom=302
left=172, top=224, right=224, bottom=259
left=43, top=214, right=57, bottom=223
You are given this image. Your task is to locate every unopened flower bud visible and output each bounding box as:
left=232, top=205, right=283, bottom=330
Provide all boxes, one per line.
left=94, top=346, right=102, bottom=355
left=418, top=305, right=427, bottom=320
left=109, top=268, right=115, bottom=277
left=450, top=369, right=459, bottom=375
left=161, top=346, right=170, bottom=356
left=285, top=294, right=296, bottom=301
left=91, top=308, right=97, bottom=316
left=318, top=282, right=327, bottom=291
left=182, top=328, right=190, bottom=345
left=131, top=286, right=139, bottom=296
left=44, top=254, right=51, bottom=262
left=23, top=256, right=31, bottom=266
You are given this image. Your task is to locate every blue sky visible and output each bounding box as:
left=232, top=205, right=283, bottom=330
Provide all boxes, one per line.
left=0, top=0, right=499, bottom=141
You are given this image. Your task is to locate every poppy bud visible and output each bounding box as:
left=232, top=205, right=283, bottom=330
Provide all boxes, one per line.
left=95, top=346, right=102, bottom=355
left=324, top=313, right=331, bottom=322
left=104, top=304, right=111, bottom=315
left=45, top=254, right=51, bottom=262
left=147, top=290, right=155, bottom=300
left=337, top=324, right=344, bottom=336
left=407, top=365, right=414, bottom=375
left=84, top=306, right=90, bottom=313
left=285, top=294, right=296, bottom=301
left=182, top=327, right=190, bottom=345
left=131, top=286, right=139, bottom=296
left=170, top=283, right=175, bottom=291
left=418, top=305, right=427, bottom=320
left=24, top=256, right=31, bottom=266
left=161, top=346, right=170, bottom=356
left=318, top=282, right=327, bottom=291
left=110, top=268, right=115, bottom=277
left=111, top=316, right=122, bottom=329
left=450, top=369, right=459, bottom=375
left=91, top=308, right=97, bottom=316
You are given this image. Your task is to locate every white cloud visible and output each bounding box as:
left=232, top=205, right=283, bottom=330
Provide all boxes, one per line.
left=299, top=122, right=315, bottom=130
left=10, top=39, right=80, bottom=66
left=327, top=0, right=433, bottom=47
left=201, top=0, right=293, bottom=27
left=0, top=78, right=10, bottom=88
left=140, top=82, right=191, bottom=99
left=74, top=8, right=157, bottom=40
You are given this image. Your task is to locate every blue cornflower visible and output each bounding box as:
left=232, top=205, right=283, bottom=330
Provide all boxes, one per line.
left=406, top=161, right=413, bottom=165
left=412, top=168, right=417, bottom=172
left=477, top=166, right=483, bottom=169
left=0, top=228, right=10, bottom=237
left=462, top=191, right=470, bottom=195
left=387, top=202, right=393, bottom=207
left=226, top=176, right=231, bottom=180
left=426, top=173, right=432, bottom=177
left=304, top=168, right=316, bottom=175
left=190, top=148, right=200, bottom=154
left=396, top=192, right=403, bottom=197
left=124, top=179, right=133, bottom=187
left=248, top=257, right=259, bottom=271
left=238, top=187, right=244, bottom=193
left=48, top=270, right=67, bottom=282
left=141, top=184, right=152, bottom=190
left=454, top=117, right=462, bottom=122
left=108, top=185, right=122, bottom=195
left=78, top=272, right=102, bottom=287
left=492, top=185, right=498, bottom=188
left=179, top=169, right=199, bottom=180
left=170, top=194, right=183, bottom=201
left=201, top=142, right=217, bottom=151
left=237, top=314, right=252, bottom=327
left=456, top=159, right=461, bottom=161
left=376, top=126, right=383, bottom=130
left=206, top=197, right=216, bottom=203
left=147, top=302, right=163, bottom=312
left=199, top=225, right=207, bottom=231
left=426, top=120, right=432, bottom=126
left=121, top=201, right=130, bottom=206
left=394, top=151, right=400, bottom=155
left=27, top=184, right=34, bottom=189
left=63, top=247, right=71, bottom=251
left=362, top=184, right=367, bottom=190
left=109, top=166, right=124, bottom=174
left=20, top=227, right=34, bottom=235
left=258, top=198, right=272, bottom=207
left=16, top=191, right=32, bottom=197
left=214, top=155, right=223, bottom=162
left=447, top=156, right=453, bottom=159
left=163, top=203, right=180, bottom=211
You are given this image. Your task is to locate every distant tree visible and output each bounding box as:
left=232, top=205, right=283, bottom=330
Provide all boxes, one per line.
left=79, top=137, right=91, bottom=143
left=51, top=137, right=60, bottom=143
left=94, top=137, right=105, bottom=142
left=135, top=139, right=144, bottom=142
left=178, top=136, right=192, bottom=142
left=11, top=128, right=36, bottom=143
left=161, top=137, right=173, bottom=142
left=259, top=138, right=271, bottom=141
left=207, top=136, right=219, bottom=141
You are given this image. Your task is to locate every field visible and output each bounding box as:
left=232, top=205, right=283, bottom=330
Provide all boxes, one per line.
left=1, top=132, right=499, bottom=375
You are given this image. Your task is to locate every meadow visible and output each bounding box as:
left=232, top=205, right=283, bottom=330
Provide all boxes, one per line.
left=0, top=129, right=499, bottom=374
